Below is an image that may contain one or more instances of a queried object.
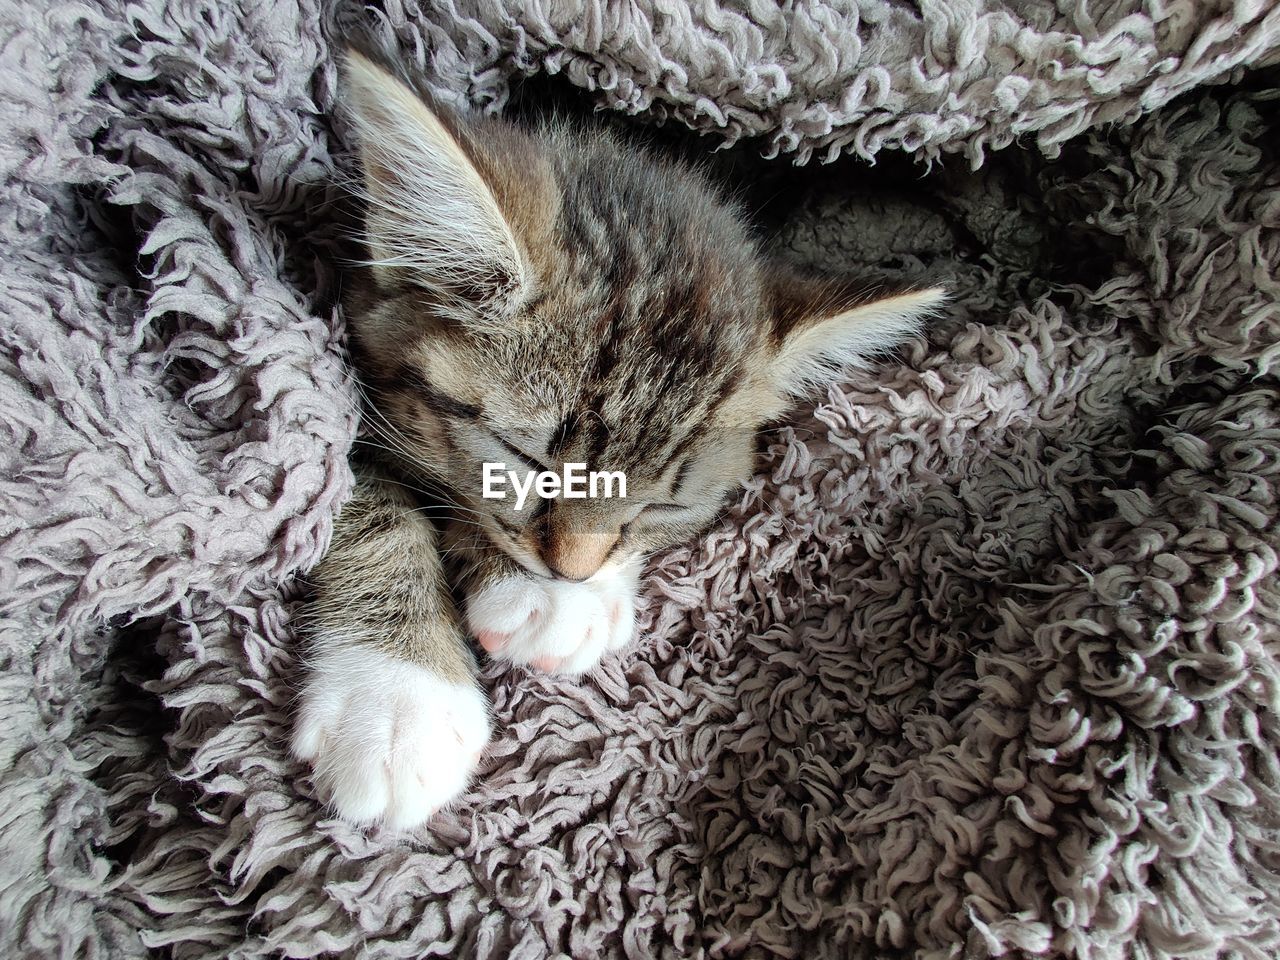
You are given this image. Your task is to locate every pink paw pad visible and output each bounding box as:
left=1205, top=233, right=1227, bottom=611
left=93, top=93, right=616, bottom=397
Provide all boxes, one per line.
left=530, top=655, right=564, bottom=673
left=476, top=630, right=509, bottom=653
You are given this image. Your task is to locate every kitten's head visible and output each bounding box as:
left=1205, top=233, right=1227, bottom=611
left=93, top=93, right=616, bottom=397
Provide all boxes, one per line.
left=341, top=52, right=944, bottom=582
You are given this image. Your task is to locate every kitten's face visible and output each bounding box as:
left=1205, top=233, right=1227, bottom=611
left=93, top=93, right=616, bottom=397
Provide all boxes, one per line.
left=342, top=53, right=944, bottom=582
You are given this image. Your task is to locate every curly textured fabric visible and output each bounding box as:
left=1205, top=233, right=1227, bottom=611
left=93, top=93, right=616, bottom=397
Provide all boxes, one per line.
left=1, top=1, right=1279, bottom=958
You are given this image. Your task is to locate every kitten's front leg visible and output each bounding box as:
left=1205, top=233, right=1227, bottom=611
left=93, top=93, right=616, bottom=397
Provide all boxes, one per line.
left=453, top=531, right=639, bottom=675
left=291, top=469, right=489, bottom=829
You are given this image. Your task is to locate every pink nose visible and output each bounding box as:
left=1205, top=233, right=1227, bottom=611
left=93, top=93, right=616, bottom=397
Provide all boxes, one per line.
left=541, top=531, right=618, bottom=581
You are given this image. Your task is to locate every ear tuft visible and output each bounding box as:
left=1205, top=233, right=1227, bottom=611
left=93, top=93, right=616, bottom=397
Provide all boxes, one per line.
left=341, top=51, right=528, bottom=315
left=767, top=268, right=946, bottom=398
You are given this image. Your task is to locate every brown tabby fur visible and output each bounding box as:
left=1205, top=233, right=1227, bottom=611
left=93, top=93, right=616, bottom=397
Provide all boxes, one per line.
left=304, top=50, right=944, bottom=700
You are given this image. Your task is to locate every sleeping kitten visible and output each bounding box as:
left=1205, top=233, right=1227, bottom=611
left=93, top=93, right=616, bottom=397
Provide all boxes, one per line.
left=291, top=51, right=945, bottom=829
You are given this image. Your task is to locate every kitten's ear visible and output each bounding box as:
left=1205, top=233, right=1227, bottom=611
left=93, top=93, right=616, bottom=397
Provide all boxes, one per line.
left=341, top=51, right=527, bottom=314
left=765, top=266, right=946, bottom=399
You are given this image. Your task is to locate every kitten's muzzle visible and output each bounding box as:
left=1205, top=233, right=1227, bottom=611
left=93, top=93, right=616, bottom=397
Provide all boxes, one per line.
left=539, top=529, right=620, bottom=583
left=545, top=565, right=590, bottom=583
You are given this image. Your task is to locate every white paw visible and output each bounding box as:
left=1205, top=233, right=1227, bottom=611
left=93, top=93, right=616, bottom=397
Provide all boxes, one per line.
left=465, top=565, right=638, bottom=675
left=291, top=644, right=490, bottom=829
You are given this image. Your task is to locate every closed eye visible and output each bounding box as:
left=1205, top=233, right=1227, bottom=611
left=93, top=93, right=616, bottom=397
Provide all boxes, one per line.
left=670, top=457, right=693, bottom=497
left=493, top=514, right=522, bottom=536
left=488, top=430, right=551, bottom=474
left=641, top=502, right=686, bottom=514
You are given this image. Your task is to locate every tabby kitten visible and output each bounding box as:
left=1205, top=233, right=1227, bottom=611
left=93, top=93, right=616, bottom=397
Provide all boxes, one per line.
left=291, top=52, right=945, bottom=829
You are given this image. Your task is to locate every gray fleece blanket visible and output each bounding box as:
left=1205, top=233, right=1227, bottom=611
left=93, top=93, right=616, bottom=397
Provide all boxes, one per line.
left=3, top=1, right=1280, bottom=957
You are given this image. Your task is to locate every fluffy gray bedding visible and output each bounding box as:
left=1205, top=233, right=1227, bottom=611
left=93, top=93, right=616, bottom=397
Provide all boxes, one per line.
left=3, top=1, right=1280, bottom=957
